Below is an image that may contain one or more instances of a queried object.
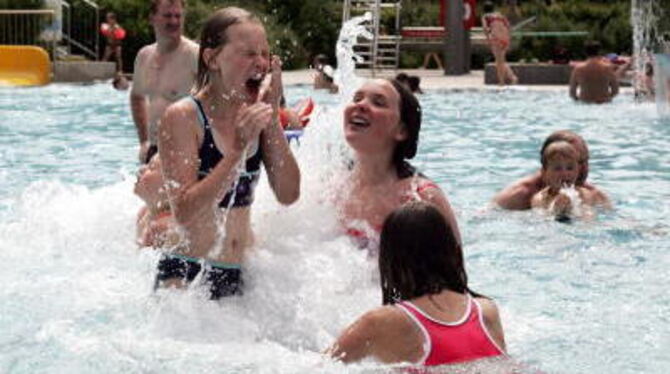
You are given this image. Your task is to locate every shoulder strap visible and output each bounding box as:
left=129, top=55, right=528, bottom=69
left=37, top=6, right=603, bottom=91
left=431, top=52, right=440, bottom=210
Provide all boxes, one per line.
left=189, top=96, right=210, bottom=129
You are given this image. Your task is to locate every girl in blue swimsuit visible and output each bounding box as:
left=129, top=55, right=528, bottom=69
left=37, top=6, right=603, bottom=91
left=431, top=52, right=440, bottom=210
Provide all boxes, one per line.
left=156, top=7, right=300, bottom=299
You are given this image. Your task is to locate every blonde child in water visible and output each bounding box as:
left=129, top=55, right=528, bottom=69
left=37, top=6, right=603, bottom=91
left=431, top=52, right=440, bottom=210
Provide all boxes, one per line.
left=531, top=141, right=609, bottom=220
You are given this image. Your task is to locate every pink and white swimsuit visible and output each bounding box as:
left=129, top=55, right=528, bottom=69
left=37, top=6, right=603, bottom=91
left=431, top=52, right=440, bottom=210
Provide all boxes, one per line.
left=396, top=295, right=505, bottom=366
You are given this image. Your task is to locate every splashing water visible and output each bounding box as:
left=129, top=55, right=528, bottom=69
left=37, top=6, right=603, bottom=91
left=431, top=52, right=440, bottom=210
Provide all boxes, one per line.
left=334, top=12, right=373, bottom=101
left=631, top=0, right=670, bottom=112
left=654, top=53, right=670, bottom=115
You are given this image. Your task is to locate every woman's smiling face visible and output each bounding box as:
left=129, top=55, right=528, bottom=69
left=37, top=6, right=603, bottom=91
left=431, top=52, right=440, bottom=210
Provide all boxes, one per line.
left=343, top=80, right=406, bottom=155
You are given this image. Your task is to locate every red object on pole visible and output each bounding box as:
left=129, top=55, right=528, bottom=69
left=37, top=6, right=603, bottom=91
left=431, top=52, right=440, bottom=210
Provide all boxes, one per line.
left=440, top=0, right=477, bottom=29
left=439, top=0, right=446, bottom=27
left=463, top=0, right=477, bottom=30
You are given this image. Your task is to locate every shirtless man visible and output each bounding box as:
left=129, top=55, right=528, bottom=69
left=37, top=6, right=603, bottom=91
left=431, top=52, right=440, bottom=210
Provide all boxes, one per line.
left=569, top=41, right=619, bottom=104
left=130, top=0, right=198, bottom=163
left=493, top=130, right=610, bottom=210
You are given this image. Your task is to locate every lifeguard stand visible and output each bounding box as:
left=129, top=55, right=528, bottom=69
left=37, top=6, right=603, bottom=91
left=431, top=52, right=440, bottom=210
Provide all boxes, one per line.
left=342, top=0, right=402, bottom=75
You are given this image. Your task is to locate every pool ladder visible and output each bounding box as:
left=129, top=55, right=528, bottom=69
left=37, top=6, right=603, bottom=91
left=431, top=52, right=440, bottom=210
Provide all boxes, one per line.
left=342, top=0, right=401, bottom=75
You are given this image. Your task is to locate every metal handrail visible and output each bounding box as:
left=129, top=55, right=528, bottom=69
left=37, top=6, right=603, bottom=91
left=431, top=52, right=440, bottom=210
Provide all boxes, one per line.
left=0, top=9, right=56, bottom=58
left=59, top=0, right=99, bottom=60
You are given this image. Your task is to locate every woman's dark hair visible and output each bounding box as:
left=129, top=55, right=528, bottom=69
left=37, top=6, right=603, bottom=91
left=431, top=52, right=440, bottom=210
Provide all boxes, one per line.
left=388, top=79, right=421, bottom=178
left=483, top=1, right=495, bottom=13
left=194, top=7, right=261, bottom=93
left=379, top=201, right=477, bottom=305
left=645, top=62, right=654, bottom=77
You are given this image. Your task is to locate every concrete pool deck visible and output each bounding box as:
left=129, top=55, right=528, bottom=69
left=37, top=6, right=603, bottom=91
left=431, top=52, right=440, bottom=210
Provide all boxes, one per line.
left=282, top=68, right=634, bottom=93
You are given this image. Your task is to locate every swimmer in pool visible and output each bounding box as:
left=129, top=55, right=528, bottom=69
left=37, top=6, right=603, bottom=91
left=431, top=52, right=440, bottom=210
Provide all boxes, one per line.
left=156, top=7, right=300, bottom=299
left=130, top=0, right=198, bottom=164
left=494, top=130, right=610, bottom=211
left=328, top=201, right=506, bottom=365
left=569, top=40, right=619, bottom=104
left=531, top=141, right=610, bottom=220
left=336, top=78, right=460, bottom=250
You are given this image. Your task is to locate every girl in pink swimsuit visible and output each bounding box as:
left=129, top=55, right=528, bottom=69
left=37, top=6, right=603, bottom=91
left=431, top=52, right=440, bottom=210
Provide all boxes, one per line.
left=482, top=1, right=517, bottom=85
left=329, top=201, right=506, bottom=366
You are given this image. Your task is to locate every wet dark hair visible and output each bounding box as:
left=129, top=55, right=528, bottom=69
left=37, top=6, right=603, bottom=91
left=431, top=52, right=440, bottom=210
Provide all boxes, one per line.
left=408, top=76, right=422, bottom=93
left=150, top=0, right=186, bottom=15
left=584, top=40, right=601, bottom=58
left=483, top=1, right=495, bottom=13
left=388, top=79, right=421, bottom=178
left=395, top=72, right=409, bottom=83
left=539, top=130, right=589, bottom=184
left=194, top=7, right=261, bottom=93
left=645, top=62, right=654, bottom=77
left=313, top=54, right=329, bottom=68
left=379, top=201, right=478, bottom=305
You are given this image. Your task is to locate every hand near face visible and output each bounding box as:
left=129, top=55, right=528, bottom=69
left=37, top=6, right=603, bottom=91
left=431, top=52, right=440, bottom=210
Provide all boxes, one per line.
left=259, top=55, right=283, bottom=112
left=232, top=102, right=273, bottom=154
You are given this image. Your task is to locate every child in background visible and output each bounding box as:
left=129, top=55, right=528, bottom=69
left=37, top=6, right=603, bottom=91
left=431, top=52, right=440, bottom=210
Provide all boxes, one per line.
left=101, top=12, right=125, bottom=72
left=482, top=1, right=517, bottom=85
left=328, top=201, right=505, bottom=366
left=531, top=141, right=610, bottom=221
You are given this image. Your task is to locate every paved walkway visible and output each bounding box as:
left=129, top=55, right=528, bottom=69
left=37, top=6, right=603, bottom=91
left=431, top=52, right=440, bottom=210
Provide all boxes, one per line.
left=283, top=68, right=633, bottom=93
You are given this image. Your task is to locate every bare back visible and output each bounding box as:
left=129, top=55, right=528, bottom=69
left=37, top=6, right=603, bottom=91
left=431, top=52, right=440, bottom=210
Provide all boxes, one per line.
left=570, top=59, right=619, bottom=103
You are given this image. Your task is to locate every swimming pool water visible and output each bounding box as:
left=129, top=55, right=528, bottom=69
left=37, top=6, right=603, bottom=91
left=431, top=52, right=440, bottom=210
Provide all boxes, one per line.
left=0, top=83, right=668, bottom=373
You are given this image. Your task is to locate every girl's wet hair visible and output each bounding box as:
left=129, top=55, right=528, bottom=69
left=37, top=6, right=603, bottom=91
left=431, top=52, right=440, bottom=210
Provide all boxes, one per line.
left=379, top=201, right=479, bottom=304
left=541, top=141, right=578, bottom=168
left=388, top=79, right=421, bottom=178
left=194, top=7, right=261, bottom=93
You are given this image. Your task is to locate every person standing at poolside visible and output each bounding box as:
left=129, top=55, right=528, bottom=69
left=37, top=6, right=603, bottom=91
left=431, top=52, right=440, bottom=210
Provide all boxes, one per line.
left=130, top=0, right=198, bottom=164
left=336, top=78, right=460, bottom=250
left=493, top=130, right=610, bottom=211
left=101, top=12, right=125, bottom=73
left=482, top=1, right=517, bottom=86
left=156, top=7, right=300, bottom=299
left=569, top=41, right=619, bottom=104
left=328, top=202, right=505, bottom=365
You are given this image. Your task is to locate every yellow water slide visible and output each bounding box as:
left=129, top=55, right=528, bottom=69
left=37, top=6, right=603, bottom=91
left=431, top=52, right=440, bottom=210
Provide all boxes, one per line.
left=0, top=45, right=51, bottom=86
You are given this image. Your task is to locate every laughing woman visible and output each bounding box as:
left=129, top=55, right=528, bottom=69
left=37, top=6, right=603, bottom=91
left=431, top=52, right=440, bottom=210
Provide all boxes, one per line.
left=157, top=7, right=300, bottom=299
left=337, top=78, right=460, bottom=251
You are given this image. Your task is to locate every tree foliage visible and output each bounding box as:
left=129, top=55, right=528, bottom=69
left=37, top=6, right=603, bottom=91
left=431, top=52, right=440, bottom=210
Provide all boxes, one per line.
left=9, top=0, right=670, bottom=70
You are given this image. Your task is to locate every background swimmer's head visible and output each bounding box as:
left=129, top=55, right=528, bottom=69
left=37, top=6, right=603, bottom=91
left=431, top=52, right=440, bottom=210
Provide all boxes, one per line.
left=541, top=141, right=580, bottom=190
left=584, top=40, right=601, bottom=58
left=105, top=12, right=117, bottom=24
left=149, top=0, right=185, bottom=16
left=388, top=78, right=421, bottom=177
left=540, top=130, right=589, bottom=185
left=194, top=7, right=263, bottom=94
left=483, top=1, right=495, bottom=13
left=149, top=0, right=185, bottom=42
left=379, top=201, right=469, bottom=305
